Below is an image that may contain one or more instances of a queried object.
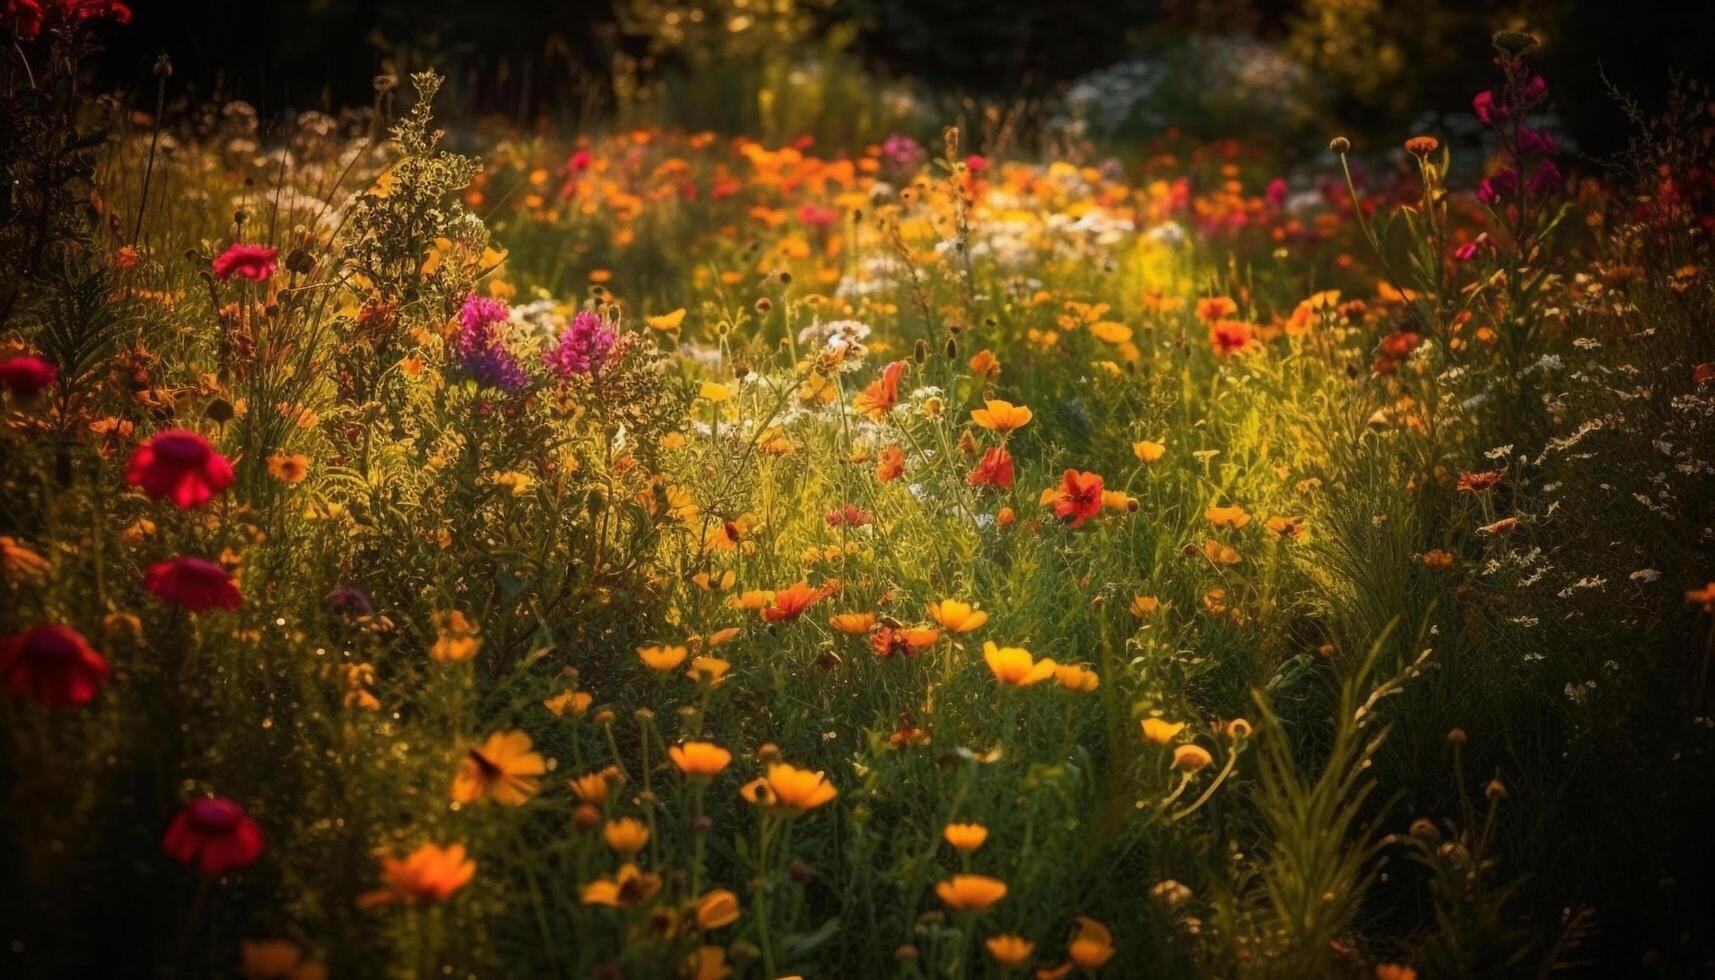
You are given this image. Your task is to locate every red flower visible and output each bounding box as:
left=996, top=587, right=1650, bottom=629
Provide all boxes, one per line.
left=162, top=797, right=264, bottom=876
left=145, top=556, right=243, bottom=612
left=1457, top=469, right=1505, bottom=493
left=211, top=243, right=278, bottom=282
left=967, top=446, right=1015, bottom=489
left=1051, top=469, right=1105, bottom=528
left=854, top=360, right=908, bottom=421
left=0, top=625, right=110, bottom=707
left=125, top=429, right=234, bottom=508
left=0, top=354, right=56, bottom=399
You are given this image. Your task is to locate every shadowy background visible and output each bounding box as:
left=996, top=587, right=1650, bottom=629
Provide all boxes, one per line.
left=103, top=1, right=1715, bottom=158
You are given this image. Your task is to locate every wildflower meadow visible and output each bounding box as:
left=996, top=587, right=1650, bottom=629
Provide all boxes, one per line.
left=3, top=2, right=1714, bottom=978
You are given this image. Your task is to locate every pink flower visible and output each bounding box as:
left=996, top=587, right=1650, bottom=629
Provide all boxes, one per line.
left=144, top=556, right=243, bottom=613
left=1477, top=169, right=1518, bottom=206
left=0, top=355, right=57, bottom=399
left=125, top=429, right=234, bottom=508
left=1472, top=90, right=1502, bottom=126
left=211, top=243, right=278, bottom=282
left=1526, top=159, right=1563, bottom=197
left=162, top=797, right=264, bottom=876
left=544, top=311, right=618, bottom=379
left=1265, top=177, right=1288, bottom=210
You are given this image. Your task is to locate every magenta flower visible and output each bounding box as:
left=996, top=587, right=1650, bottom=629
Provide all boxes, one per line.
left=211, top=243, right=277, bottom=282
left=454, top=294, right=529, bottom=392
left=544, top=311, right=618, bottom=379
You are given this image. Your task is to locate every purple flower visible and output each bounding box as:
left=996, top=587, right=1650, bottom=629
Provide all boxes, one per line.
left=1516, top=125, right=1558, bottom=159
left=454, top=294, right=529, bottom=392
left=881, top=133, right=925, bottom=172
left=544, top=311, right=618, bottom=379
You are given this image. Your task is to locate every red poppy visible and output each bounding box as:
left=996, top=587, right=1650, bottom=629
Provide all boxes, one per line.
left=1051, top=469, right=1105, bottom=528
left=0, top=625, right=110, bottom=707
left=1208, top=320, right=1254, bottom=358
left=162, top=796, right=264, bottom=876
left=0, top=355, right=57, bottom=399
left=125, top=430, right=234, bottom=508
left=211, top=243, right=278, bottom=282
left=967, top=446, right=1015, bottom=489
left=145, top=556, right=243, bottom=612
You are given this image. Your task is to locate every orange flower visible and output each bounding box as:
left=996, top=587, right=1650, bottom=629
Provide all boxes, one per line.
left=983, top=641, right=1057, bottom=686
left=970, top=399, right=1033, bottom=434
left=686, top=655, right=730, bottom=686
left=695, top=889, right=741, bottom=929
left=1404, top=135, right=1440, bottom=156
left=430, top=610, right=481, bottom=662
left=876, top=444, right=905, bottom=482
left=1048, top=469, right=1104, bottom=528
left=986, top=934, right=1034, bottom=967
left=1129, top=595, right=1161, bottom=617
left=1173, top=744, right=1214, bottom=772
left=935, top=874, right=1007, bottom=911
left=670, top=741, right=733, bottom=778
left=1067, top=916, right=1115, bottom=969
left=762, top=581, right=830, bottom=623
left=581, top=862, right=662, bottom=907
left=1423, top=549, right=1455, bottom=570
left=1195, top=296, right=1237, bottom=322
left=1208, top=319, right=1254, bottom=357
left=1206, top=504, right=1251, bottom=529
left=943, top=822, right=989, bottom=851
left=266, top=452, right=310, bottom=485
left=1054, top=663, right=1100, bottom=692
left=602, top=817, right=650, bottom=854
left=544, top=690, right=593, bottom=716
left=969, top=349, right=1002, bottom=379
left=927, top=598, right=989, bottom=633
left=239, top=939, right=325, bottom=980
left=638, top=644, right=689, bottom=671
left=1131, top=439, right=1166, bottom=463
left=357, top=842, right=476, bottom=907
left=1141, top=718, right=1185, bottom=744
left=830, top=611, right=877, bottom=634
left=1687, top=582, right=1715, bottom=613
left=854, top=360, right=908, bottom=420
left=967, top=446, right=1015, bottom=489
left=747, top=762, right=837, bottom=812
left=1265, top=515, right=1307, bottom=540
left=451, top=730, right=545, bottom=806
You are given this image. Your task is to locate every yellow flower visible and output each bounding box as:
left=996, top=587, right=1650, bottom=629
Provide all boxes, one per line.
left=749, top=762, right=837, bottom=813
left=1206, top=503, right=1251, bottom=529
left=580, top=863, right=662, bottom=908
left=695, top=888, right=740, bottom=929
left=569, top=769, right=616, bottom=803
left=1090, top=320, right=1132, bottom=344
left=1068, top=916, right=1115, bottom=969
left=1128, top=595, right=1161, bottom=617
left=985, top=934, right=1034, bottom=967
left=982, top=641, right=1057, bottom=687
left=669, top=741, right=733, bottom=778
left=638, top=644, right=689, bottom=672
left=943, top=822, right=989, bottom=851
left=602, top=817, right=650, bottom=855
left=265, top=452, right=310, bottom=485
left=970, top=399, right=1033, bottom=434
left=1054, top=663, right=1100, bottom=692
left=1172, top=744, right=1214, bottom=772
left=430, top=610, right=481, bottom=662
left=1131, top=440, right=1166, bottom=463
left=647, top=308, right=687, bottom=331
left=700, top=381, right=732, bottom=402
left=451, top=730, right=546, bottom=806
left=1265, top=515, right=1307, bottom=540
left=1141, top=718, right=1185, bottom=744
left=935, top=874, right=1008, bottom=911
left=927, top=598, right=989, bottom=633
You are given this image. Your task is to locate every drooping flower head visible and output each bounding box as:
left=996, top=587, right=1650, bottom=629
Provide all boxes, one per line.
left=144, top=555, right=243, bottom=612
left=162, top=796, right=265, bottom=876
left=125, top=429, right=234, bottom=508
left=211, top=243, right=278, bottom=282
left=453, top=294, right=529, bottom=392
left=544, top=310, right=619, bottom=379
left=0, top=625, right=110, bottom=707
